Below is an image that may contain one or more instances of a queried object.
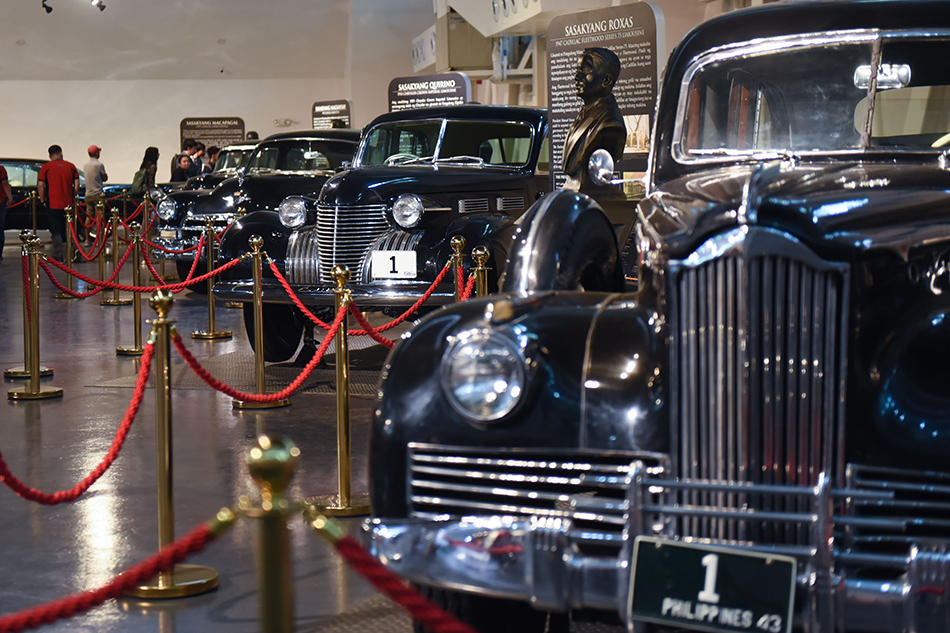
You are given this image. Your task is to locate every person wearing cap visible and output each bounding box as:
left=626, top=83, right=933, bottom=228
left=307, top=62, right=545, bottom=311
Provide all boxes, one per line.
left=562, top=47, right=627, bottom=194
left=38, top=144, right=80, bottom=262
left=83, top=144, right=108, bottom=229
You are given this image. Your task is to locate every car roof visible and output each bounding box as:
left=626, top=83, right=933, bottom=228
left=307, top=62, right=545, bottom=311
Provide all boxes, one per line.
left=220, top=143, right=258, bottom=151
left=260, top=129, right=362, bottom=143
left=365, top=104, right=547, bottom=129
left=0, top=158, right=47, bottom=165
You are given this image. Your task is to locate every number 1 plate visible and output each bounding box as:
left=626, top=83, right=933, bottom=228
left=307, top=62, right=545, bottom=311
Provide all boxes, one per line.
left=629, top=537, right=796, bottom=633
left=371, top=250, right=416, bottom=279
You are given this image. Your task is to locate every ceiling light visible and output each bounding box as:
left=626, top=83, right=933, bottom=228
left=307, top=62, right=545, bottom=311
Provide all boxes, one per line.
left=91, top=0, right=105, bottom=11
left=41, top=0, right=52, bottom=13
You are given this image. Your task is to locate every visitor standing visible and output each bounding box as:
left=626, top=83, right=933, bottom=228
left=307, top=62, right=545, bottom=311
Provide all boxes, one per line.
left=82, top=144, right=108, bottom=221
left=0, top=164, right=12, bottom=263
left=37, top=144, right=80, bottom=261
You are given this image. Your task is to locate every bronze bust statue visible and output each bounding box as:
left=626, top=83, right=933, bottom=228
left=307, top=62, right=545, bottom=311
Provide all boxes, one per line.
left=562, top=47, right=626, bottom=195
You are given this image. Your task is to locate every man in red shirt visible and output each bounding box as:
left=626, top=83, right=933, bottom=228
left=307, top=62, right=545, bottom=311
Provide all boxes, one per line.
left=0, top=164, right=13, bottom=263
left=37, top=144, right=79, bottom=262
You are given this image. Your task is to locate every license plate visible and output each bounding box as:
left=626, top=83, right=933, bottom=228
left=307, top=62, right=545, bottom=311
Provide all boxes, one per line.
left=629, top=537, right=795, bottom=633
left=371, top=251, right=416, bottom=279
left=159, top=230, right=177, bottom=239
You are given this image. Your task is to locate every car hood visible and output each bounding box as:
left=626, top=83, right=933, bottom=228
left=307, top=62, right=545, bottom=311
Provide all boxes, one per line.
left=320, top=165, right=528, bottom=206
left=184, top=172, right=335, bottom=216
left=647, top=161, right=950, bottom=261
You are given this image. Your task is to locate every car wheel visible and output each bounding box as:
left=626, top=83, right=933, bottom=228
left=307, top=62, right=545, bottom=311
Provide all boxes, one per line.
left=501, top=190, right=624, bottom=294
left=411, top=584, right=567, bottom=633
left=176, top=259, right=208, bottom=294
left=242, top=303, right=305, bottom=363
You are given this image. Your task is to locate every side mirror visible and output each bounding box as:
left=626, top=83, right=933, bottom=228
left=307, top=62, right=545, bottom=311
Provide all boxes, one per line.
left=589, top=149, right=615, bottom=186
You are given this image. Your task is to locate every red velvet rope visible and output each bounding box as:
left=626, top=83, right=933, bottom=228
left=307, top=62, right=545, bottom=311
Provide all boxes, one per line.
left=38, top=240, right=136, bottom=299
left=141, top=238, right=203, bottom=294
left=41, top=252, right=243, bottom=294
left=5, top=198, right=27, bottom=209
left=0, top=521, right=215, bottom=633
left=267, top=259, right=452, bottom=334
left=334, top=535, right=479, bottom=633
left=68, top=219, right=109, bottom=262
left=347, top=304, right=394, bottom=349
left=456, top=262, right=464, bottom=292
left=0, top=342, right=153, bottom=504
left=170, top=303, right=346, bottom=402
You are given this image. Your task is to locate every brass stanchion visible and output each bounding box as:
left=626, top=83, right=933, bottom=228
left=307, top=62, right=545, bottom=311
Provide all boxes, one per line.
left=9, top=236, right=63, bottom=400
left=53, top=206, right=78, bottom=299
left=307, top=265, right=370, bottom=516
left=96, top=200, right=107, bottom=304
left=101, top=206, right=132, bottom=306
left=5, top=231, right=53, bottom=380
left=240, top=436, right=299, bottom=633
left=451, top=235, right=466, bottom=303
left=125, top=291, right=218, bottom=598
left=193, top=217, right=232, bottom=340
left=30, top=191, right=38, bottom=234
left=116, top=223, right=145, bottom=356
left=233, top=236, right=290, bottom=410
left=472, top=245, right=490, bottom=298
left=226, top=206, right=247, bottom=308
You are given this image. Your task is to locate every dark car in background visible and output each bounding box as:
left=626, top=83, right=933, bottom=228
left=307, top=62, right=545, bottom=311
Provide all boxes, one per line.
left=363, top=2, right=950, bottom=632
left=178, top=142, right=258, bottom=191
left=151, top=129, right=360, bottom=282
left=214, top=104, right=550, bottom=362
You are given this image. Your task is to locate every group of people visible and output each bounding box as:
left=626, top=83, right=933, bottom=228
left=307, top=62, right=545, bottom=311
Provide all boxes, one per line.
left=169, top=139, right=221, bottom=183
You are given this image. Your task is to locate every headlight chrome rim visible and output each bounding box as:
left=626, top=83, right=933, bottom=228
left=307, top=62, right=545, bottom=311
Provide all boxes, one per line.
left=392, top=194, right=424, bottom=229
left=156, top=198, right=177, bottom=221
left=440, top=328, right=529, bottom=424
left=278, top=196, right=308, bottom=229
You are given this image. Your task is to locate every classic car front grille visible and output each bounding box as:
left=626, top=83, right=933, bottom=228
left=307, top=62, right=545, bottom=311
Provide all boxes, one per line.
left=359, top=229, right=422, bottom=283
left=459, top=198, right=489, bottom=213
left=407, top=443, right=665, bottom=553
left=496, top=196, right=525, bottom=212
left=668, top=228, right=849, bottom=546
left=180, top=212, right=235, bottom=239
left=312, top=204, right=389, bottom=284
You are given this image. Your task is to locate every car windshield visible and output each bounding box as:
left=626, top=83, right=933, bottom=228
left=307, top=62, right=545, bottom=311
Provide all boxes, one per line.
left=214, top=149, right=253, bottom=173
left=246, top=139, right=354, bottom=173
left=1, top=162, right=40, bottom=187
left=679, top=34, right=950, bottom=158
left=358, top=119, right=536, bottom=167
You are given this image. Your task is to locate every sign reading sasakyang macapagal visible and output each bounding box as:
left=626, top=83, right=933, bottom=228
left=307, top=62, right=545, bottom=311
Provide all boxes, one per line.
left=388, top=72, right=471, bottom=112
left=547, top=4, right=665, bottom=189
left=179, top=118, right=246, bottom=151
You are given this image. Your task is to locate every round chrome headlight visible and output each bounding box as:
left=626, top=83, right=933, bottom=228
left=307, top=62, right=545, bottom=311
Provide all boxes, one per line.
left=441, top=329, right=527, bottom=423
left=392, top=194, right=423, bottom=228
left=278, top=196, right=308, bottom=228
left=156, top=198, right=177, bottom=220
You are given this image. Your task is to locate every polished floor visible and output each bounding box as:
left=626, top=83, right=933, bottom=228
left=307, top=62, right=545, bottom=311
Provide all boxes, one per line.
left=0, top=233, right=413, bottom=632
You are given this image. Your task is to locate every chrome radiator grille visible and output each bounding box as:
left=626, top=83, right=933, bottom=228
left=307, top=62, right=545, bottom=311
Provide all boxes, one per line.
left=408, top=443, right=664, bottom=552
left=310, top=204, right=388, bottom=284
left=181, top=212, right=235, bottom=239
left=668, top=228, right=849, bottom=545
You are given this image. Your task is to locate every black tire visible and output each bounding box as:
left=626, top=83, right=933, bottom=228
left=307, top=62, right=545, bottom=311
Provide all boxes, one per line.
left=176, top=259, right=208, bottom=294
left=412, top=584, right=567, bottom=633
left=242, top=303, right=305, bottom=363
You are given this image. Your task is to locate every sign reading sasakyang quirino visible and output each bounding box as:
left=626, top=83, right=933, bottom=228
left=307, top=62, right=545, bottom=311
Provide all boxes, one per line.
left=179, top=118, right=246, bottom=151
left=388, top=72, right=471, bottom=112
left=547, top=4, right=664, bottom=189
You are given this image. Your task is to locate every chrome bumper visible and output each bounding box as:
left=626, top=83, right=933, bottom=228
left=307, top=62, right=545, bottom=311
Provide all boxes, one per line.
left=151, top=236, right=202, bottom=261
left=212, top=279, right=456, bottom=308
left=362, top=515, right=950, bottom=632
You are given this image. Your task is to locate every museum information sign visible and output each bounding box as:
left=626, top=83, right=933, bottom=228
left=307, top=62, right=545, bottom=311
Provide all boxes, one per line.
left=388, top=72, right=471, bottom=112
left=313, top=100, right=352, bottom=129
left=547, top=4, right=663, bottom=188
left=179, top=118, right=246, bottom=150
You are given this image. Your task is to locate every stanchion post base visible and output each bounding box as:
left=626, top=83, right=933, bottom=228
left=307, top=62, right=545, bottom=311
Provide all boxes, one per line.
left=116, top=346, right=145, bottom=356
left=192, top=330, right=233, bottom=340
left=232, top=397, right=291, bottom=409
left=225, top=302, right=242, bottom=309
left=101, top=297, right=133, bottom=306
left=53, top=292, right=80, bottom=300
left=8, top=385, right=64, bottom=400
left=4, top=365, right=53, bottom=379
left=123, top=564, right=219, bottom=599
left=305, top=493, right=371, bottom=517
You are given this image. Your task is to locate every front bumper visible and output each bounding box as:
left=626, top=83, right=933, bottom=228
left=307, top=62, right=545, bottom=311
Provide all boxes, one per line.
left=152, top=235, right=203, bottom=261
left=363, top=460, right=950, bottom=632
left=212, top=279, right=457, bottom=309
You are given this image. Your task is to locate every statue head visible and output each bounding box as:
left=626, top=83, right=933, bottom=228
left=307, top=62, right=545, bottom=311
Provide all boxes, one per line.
left=574, top=47, right=621, bottom=104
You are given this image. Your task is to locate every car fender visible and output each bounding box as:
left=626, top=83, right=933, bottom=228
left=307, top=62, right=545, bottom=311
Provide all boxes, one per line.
left=217, top=210, right=290, bottom=281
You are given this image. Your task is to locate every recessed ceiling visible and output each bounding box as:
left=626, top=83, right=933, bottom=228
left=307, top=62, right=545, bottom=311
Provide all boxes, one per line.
left=0, top=0, right=352, bottom=80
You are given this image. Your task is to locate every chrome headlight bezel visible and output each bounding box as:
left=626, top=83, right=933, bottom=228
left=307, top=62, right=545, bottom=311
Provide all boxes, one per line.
left=278, top=196, right=308, bottom=229
left=392, top=194, right=424, bottom=229
left=440, top=327, right=530, bottom=424
left=156, top=198, right=177, bottom=221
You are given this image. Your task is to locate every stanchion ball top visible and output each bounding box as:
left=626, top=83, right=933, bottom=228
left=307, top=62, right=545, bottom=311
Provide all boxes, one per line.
left=451, top=235, right=466, bottom=253
left=331, top=264, right=350, bottom=287
left=148, top=290, right=174, bottom=318
left=472, top=245, right=490, bottom=266
left=246, top=435, right=300, bottom=496
left=248, top=235, right=263, bottom=251
left=19, top=229, right=33, bottom=242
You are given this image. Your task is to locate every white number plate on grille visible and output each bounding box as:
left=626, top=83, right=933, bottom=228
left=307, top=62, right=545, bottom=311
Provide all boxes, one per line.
left=159, top=230, right=177, bottom=239
left=371, top=251, right=416, bottom=279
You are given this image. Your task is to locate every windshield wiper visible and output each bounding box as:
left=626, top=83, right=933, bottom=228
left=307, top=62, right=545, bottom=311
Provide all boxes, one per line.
left=435, top=155, right=485, bottom=166
left=384, top=155, right=434, bottom=166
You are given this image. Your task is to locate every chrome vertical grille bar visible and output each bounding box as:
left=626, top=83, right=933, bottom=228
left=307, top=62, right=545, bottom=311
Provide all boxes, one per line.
left=315, top=204, right=389, bottom=284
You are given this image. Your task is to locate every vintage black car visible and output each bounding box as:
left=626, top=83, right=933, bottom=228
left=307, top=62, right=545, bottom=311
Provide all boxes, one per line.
left=364, top=2, right=950, bottom=632
left=214, top=105, right=550, bottom=362
left=178, top=142, right=258, bottom=191
left=152, top=130, right=360, bottom=282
